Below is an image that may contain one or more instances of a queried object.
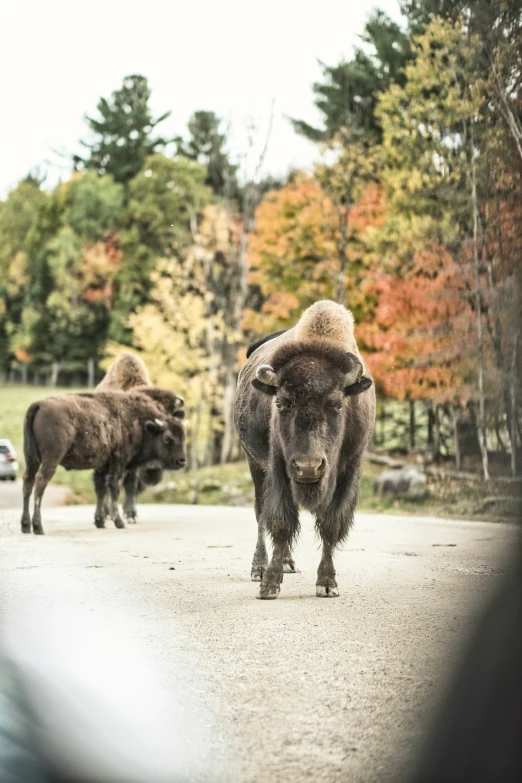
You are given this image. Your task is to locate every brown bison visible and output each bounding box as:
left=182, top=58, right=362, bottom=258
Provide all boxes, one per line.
left=234, top=300, right=376, bottom=599
left=21, top=389, right=186, bottom=535
left=96, top=354, right=184, bottom=522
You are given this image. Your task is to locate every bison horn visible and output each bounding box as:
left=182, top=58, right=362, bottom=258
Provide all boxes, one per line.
left=344, top=352, right=364, bottom=387
left=175, top=395, right=184, bottom=410
left=154, top=418, right=166, bottom=431
left=256, top=364, right=278, bottom=387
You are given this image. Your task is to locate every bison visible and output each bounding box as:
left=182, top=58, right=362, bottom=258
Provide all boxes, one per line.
left=96, top=354, right=184, bottom=522
left=20, top=390, right=186, bottom=535
left=96, top=352, right=151, bottom=391
left=234, top=300, right=375, bottom=599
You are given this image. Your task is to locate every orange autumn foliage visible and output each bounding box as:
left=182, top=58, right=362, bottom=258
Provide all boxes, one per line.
left=244, top=177, right=386, bottom=335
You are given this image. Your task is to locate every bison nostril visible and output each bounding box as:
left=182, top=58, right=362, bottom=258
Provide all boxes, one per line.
left=294, top=458, right=325, bottom=474
left=176, top=458, right=186, bottom=467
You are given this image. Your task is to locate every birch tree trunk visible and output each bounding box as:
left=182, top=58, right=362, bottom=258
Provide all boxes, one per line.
left=470, top=123, right=490, bottom=481
left=511, top=335, right=518, bottom=478
left=87, top=358, right=95, bottom=388
left=452, top=406, right=462, bottom=472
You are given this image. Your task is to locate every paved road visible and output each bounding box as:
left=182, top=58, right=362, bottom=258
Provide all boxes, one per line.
left=0, top=477, right=70, bottom=508
left=0, top=503, right=518, bottom=782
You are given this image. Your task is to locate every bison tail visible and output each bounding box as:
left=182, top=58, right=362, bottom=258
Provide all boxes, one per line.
left=24, top=403, right=41, bottom=465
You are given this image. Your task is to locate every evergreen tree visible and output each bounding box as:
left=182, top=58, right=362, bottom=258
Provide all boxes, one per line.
left=291, top=10, right=411, bottom=141
left=74, top=75, right=170, bottom=186
left=176, top=111, right=238, bottom=199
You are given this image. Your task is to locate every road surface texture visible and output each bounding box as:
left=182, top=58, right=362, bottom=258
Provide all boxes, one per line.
left=0, top=500, right=518, bottom=782
left=0, top=477, right=69, bottom=508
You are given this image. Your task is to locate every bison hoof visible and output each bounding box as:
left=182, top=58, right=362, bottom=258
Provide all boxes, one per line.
left=32, top=526, right=44, bottom=536
left=283, top=558, right=298, bottom=573
left=113, top=517, right=125, bottom=529
left=94, top=517, right=106, bottom=529
left=251, top=566, right=265, bottom=581
left=125, top=515, right=137, bottom=524
left=257, top=583, right=280, bottom=600
left=316, top=582, right=339, bottom=598
left=21, top=524, right=31, bottom=534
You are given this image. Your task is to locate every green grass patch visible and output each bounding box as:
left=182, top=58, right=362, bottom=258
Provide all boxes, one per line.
left=1, top=383, right=516, bottom=521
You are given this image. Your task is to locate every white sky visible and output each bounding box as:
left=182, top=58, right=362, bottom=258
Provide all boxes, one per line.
left=1, top=0, right=402, bottom=196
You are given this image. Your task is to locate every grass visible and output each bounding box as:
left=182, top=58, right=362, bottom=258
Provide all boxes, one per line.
left=1, top=383, right=517, bottom=521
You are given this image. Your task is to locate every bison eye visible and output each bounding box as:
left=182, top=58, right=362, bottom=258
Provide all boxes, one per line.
left=337, top=402, right=344, bottom=411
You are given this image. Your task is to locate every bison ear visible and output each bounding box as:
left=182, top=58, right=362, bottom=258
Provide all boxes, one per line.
left=145, top=419, right=166, bottom=435
left=344, top=377, right=373, bottom=396
left=251, top=378, right=278, bottom=396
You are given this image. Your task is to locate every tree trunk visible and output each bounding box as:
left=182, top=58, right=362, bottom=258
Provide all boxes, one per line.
left=337, top=205, right=349, bottom=305
left=49, top=361, right=60, bottom=387
left=87, top=358, right=95, bottom=388
left=434, top=405, right=441, bottom=457
left=470, top=122, right=490, bottom=481
left=495, top=418, right=506, bottom=451
left=511, top=335, right=518, bottom=478
left=427, top=402, right=435, bottom=448
left=220, top=360, right=236, bottom=465
left=189, top=384, right=204, bottom=505
left=21, top=365, right=28, bottom=384
left=452, top=406, right=462, bottom=472
left=408, top=399, right=415, bottom=451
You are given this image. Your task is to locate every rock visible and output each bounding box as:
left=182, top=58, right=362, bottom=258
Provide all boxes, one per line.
left=200, top=479, right=222, bottom=492
left=151, top=481, right=177, bottom=495
left=373, top=465, right=427, bottom=499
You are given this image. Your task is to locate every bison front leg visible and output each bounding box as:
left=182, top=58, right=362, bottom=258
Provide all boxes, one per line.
left=283, top=542, right=297, bottom=573
left=258, top=532, right=286, bottom=600
left=122, top=469, right=139, bottom=523
left=259, top=463, right=299, bottom=599
left=247, top=459, right=268, bottom=581
left=316, top=538, right=339, bottom=597
left=107, top=462, right=125, bottom=529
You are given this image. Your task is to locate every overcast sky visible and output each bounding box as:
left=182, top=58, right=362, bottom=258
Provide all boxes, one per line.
left=1, top=0, right=402, bottom=196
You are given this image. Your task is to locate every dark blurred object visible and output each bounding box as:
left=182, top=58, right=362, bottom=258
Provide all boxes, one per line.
left=408, top=535, right=522, bottom=783
left=409, top=263, right=522, bottom=782
left=0, top=656, right=48, bottom=783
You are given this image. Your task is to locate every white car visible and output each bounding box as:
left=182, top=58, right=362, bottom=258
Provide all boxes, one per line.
left=0, top=439, right=18, bottom=481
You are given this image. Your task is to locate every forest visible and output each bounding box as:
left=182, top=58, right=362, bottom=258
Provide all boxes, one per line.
left=1, top=0, right=521, bottom=484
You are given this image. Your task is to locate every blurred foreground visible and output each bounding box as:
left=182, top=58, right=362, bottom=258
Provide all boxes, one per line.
left=0, top=504, right=517, bottom=782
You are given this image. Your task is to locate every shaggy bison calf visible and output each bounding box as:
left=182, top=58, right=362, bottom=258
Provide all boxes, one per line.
left=20, top=390, right=186, bottom=535
left=96, top=353, right=185, bottom=522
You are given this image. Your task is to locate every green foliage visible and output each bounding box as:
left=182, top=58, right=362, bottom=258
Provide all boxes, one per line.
left=63, top=172, right=125, bottom=242
left=74, top=74, right=170, bottom=186
left=176, top=111, right=239, bottom=199
left=128, top=154, right=209, bottom=255
left=291, top=10, right=411, bottom=141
